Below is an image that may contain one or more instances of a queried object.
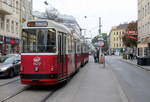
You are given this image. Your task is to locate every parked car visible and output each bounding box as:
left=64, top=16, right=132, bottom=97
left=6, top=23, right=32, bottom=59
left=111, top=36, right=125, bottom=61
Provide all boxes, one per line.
left=0, top=55, right=21, bottom=78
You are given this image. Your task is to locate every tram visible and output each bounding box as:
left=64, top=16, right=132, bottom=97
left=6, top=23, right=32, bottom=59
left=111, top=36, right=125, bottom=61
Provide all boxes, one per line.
left=20, top=20, right=89, bottom=85
left=80, top=38, right=89, bottom=67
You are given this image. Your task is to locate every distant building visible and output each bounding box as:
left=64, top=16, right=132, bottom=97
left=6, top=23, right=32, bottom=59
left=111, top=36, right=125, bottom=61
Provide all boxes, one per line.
left=109, top=24, right=128, bottom=55
left=138, top=0, right=150, bottom=57
left=0, top=0, right=32, bottom=54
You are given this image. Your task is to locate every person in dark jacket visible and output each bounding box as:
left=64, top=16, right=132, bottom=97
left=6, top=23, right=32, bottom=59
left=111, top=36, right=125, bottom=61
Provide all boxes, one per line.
left=93, top=51, right=97, bottom=62
left=96, top=49, right=99, bottom=62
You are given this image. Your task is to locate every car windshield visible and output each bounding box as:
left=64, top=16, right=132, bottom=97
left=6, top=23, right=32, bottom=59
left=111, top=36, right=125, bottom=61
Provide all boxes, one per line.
left=0, top=56, right=8, bottom=63
left=3, top=56, right=16, bottom=64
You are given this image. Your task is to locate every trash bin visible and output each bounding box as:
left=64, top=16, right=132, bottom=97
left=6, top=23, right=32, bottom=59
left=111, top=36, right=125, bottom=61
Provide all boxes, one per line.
left=145, top=57, right=150, bottom=66
left=137, top=57, right=141, bottom=65
left=137, top=57, right=150, bottom=66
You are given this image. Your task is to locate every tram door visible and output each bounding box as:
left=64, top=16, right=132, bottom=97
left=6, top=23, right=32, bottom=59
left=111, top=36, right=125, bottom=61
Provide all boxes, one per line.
left=58, top=33, right=67, bottom=78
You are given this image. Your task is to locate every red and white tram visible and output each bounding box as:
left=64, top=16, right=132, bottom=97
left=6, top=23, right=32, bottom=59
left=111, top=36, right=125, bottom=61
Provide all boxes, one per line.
left=81, top=38, right=89, bottom=67
left=20, top=20, right=88, bottom=85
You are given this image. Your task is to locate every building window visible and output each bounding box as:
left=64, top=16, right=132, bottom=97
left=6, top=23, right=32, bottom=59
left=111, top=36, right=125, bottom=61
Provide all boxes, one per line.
left=6, top=19, right=10, bottom=32
left=148, top=3, right=150, bottom=14
left=0, top=17, right=1, bottom=30
left=138, top=48, right=143, bottom=56
left=13, top=0, right=15, bottom=12
left=16, top=1, right=19, bottom=13
left=144, top=47, right=148, bottom=56
left=11, top=21, right=14, bottom=33
left=4, top=0, right=12, bottom=6
left=0, top=17, right=4, bottom=30
left=16, top=22, right=18, bottom=34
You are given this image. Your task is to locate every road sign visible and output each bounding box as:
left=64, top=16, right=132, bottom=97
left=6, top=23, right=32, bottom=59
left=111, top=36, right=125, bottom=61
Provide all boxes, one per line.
left=98, top=38, right=104, bottom=41
left=99, top=41, right=104, bottom=47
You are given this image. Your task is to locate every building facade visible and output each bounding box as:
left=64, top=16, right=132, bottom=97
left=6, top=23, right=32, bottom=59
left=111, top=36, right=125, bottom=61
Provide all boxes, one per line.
left=138, top=0, right=150, bottom=57
left=0, top=0, right=32, bottom=54
left=109, top=24, right=128, bottom=55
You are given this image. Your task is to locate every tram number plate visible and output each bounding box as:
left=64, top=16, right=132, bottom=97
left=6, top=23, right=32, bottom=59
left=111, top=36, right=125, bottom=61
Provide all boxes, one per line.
left=32, top=79, right=39, bottom=82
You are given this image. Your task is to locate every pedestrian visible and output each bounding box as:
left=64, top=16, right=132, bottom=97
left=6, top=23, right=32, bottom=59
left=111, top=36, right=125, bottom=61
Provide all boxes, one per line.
left=130, top=53, right=133, bottom=60
left=96, top=49, right=99, bottom=62
left=99, top=54, right=105, bottom=68
left=93, top=51, right=97, bottom=63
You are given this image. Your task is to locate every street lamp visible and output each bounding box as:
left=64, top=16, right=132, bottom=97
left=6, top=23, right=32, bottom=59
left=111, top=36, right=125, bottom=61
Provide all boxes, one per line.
left=44, top=1, right=48, bottom=5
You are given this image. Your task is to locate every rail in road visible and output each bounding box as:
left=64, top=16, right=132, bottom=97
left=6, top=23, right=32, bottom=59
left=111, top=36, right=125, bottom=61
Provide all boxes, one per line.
left=0, top=79, right=19, bottom=87
left=0, top=77, right=72, bottom=102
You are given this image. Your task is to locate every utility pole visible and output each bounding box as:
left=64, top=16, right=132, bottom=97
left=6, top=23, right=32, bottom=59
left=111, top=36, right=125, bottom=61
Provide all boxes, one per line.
left=98, top=17, right=103, bottom=63
left=98, top=17, right=102, bottom=35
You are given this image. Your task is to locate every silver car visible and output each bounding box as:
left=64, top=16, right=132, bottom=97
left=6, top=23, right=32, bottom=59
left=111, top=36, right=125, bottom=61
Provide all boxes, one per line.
left=0, top=55, right=21, bottom=78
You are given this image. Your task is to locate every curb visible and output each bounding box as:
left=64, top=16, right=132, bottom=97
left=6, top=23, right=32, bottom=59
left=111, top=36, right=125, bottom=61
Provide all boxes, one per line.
left=106, top=62, right=129, bottom=102
left=120, top=59, right=150, bottom=71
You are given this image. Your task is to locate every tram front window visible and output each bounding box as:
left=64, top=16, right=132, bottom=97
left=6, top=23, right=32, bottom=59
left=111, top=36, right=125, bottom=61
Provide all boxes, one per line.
left=22, top=29, right=56, bottom=53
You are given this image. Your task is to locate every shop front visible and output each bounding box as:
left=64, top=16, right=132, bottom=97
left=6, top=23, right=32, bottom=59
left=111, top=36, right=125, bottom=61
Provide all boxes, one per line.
left=3, top=37, right=20, bottom=54
left=0, top=35, right=4, bottom=55
left=137, top=43, right=149, bottom=57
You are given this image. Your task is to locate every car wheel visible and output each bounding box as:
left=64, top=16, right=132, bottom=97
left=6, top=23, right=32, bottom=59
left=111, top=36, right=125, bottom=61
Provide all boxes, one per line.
left=9, top=69, right=14, bottom=78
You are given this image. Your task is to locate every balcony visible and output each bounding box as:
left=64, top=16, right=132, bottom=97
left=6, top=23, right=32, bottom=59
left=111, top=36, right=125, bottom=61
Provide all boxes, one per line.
left=0, top=0, right=13, bottom=15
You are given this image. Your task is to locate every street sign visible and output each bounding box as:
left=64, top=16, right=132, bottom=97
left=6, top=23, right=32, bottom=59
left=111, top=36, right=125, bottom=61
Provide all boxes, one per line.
left=99, top=41, right=104, bottom=47
left=98, top=38, right=104, bottom=41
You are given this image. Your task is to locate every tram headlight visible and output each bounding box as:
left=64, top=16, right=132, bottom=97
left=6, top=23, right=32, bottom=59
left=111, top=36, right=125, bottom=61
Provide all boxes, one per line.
left=20, top=66, right=23, bottom=72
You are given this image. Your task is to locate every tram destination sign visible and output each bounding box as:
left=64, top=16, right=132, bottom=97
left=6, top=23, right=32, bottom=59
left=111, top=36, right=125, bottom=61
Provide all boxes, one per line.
left=27, top=21, right=48, bottom=27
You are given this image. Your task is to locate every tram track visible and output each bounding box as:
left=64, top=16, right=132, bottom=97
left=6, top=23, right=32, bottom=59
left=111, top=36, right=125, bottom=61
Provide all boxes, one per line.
left=0, top=79, right=70, bottom=102
left=40, top=81, right=72, bottom=102
left=0, top=79, right=19, bottom=87
left=0, top=86, right=30, bottom=102
left=0, top=85, right=61, bottom=102
left=40, top=90, right=56, bottom=102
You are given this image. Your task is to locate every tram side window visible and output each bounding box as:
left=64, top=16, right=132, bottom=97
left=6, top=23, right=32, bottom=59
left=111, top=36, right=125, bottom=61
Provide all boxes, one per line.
left=77, top=42, right=80, bottom=53
left=46, top=29, right=56, bottom=53
left=68, top=36, right=72, bottom=53
left=72, top=37, right=74, bottom=53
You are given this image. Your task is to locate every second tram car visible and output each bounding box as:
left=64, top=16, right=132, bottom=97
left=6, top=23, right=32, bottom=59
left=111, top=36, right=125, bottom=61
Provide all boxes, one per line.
left=20, top=20, right=89, bottom=85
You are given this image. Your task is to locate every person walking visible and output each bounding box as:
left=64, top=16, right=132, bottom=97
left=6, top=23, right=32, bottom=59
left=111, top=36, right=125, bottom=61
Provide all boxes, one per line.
left=93, top=51, right=97, bottom=63
left=96, top=49, right=99, bottom=62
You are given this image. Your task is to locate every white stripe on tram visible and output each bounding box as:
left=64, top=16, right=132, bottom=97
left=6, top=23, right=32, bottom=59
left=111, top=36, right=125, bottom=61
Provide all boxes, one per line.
left=21, top=53, right=58, bottom=55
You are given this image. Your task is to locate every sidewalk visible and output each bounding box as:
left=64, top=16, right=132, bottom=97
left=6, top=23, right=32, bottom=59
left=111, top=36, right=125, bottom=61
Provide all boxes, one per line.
left=121, top=57, right=150, bottom=71
left=48, top=56, right=128, bottom=102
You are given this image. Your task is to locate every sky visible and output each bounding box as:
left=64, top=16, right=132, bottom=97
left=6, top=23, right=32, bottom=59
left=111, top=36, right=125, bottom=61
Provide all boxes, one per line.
left=33, top=0, right=137, bottom=38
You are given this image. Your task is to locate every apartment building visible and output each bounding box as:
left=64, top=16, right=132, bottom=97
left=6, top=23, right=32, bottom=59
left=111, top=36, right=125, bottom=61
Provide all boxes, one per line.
left=109, top=24, right=128, bottom=55
left=0, top=0, right=32, bottom=54
left=138, top=0, right=150, bottom=56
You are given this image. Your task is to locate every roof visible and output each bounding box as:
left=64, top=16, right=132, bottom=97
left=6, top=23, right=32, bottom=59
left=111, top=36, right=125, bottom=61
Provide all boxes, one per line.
left=117, top=24, right=128, bottom=29
left=22, top=19, right=71, bottom=34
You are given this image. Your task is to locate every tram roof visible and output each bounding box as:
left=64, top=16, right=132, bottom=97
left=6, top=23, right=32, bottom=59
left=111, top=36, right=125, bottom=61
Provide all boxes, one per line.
left=22, top=19, right=71, bottom=34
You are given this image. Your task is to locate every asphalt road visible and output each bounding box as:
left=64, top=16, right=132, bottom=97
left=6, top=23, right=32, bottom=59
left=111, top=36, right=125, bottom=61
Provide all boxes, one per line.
left=106, top=56, right=150, bottom=102
left=46, top=57, right=124, bottom=102
left=1, top=56, right=150, bottom=102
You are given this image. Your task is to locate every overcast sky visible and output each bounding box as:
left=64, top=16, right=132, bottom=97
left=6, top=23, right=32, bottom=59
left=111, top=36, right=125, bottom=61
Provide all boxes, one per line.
left=33, top=0, right=137, bottom=37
